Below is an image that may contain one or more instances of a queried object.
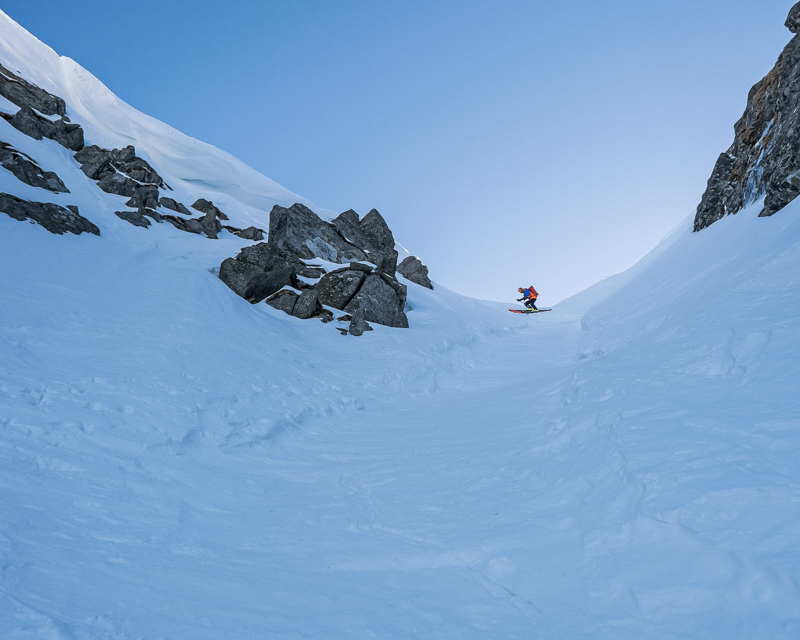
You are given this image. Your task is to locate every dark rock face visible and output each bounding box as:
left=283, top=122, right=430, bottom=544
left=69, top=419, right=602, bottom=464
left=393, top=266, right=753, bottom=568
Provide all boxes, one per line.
left=191, top=198, right=229, bottom=220
left=160, top=197, right=191, bottom=215
left=74, top=145, right=163, bottom=188
left=266, top=289, right=298, bottom=315
left=8, top=106, right=84, bottom=151
left=218, top=243, right=302, bottom=303
left=332, top=208, right=398, bottom=272
left=115, top=210, right=151, bottom=228
left=269, top=203, right=366, bottom=262
left=397, top=256, right=433, bottom=289
left=788, top=3, right=800, bottom=34
left=0, top=64, right=66, bottom=117
left=0, top=193, right=99, bottom=236
left=0, top=141, right=69, bottom=193
left=314, top=269, right=367, bottom=309
left=233, top=226, right=264, bottom=241
left=344, top=274, right=409, bottom=328
left=220, top=201, right=420, bottom=334
left=292, top=290, right=320, bottom=319
left=695, top=3, right=800, bottom=230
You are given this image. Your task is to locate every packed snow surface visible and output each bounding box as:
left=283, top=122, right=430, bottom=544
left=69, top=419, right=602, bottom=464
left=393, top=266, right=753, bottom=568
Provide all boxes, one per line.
left=2, top=194, right=800, bottom=638
left=2, top=8, right=800, bottom=638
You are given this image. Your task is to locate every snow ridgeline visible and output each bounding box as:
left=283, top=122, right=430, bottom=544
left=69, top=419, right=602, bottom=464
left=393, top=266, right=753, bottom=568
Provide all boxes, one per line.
left=2, top=6, right=800, bottom=640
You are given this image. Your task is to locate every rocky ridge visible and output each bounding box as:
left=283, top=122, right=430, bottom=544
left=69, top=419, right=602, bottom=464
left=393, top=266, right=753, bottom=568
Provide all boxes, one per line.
left=695, top=2, right=800, bottom=231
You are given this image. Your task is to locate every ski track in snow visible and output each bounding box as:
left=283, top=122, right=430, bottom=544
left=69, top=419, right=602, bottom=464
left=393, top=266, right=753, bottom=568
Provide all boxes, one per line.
left=2, top=199, right=800, bottom=639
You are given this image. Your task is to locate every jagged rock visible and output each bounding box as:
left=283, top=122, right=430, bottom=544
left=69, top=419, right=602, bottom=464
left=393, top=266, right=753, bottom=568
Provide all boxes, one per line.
left=96, top=172, right=138, bottom=198
left=788, top=2, right=800, bottom=34
left=332, top=208, right=398, bottom=272
left=348, top=311, right=373, bottom=336
left=191, top=198, right=229, bottom=220
left=199, top=210, right=222, bottom=239
left=0, top=193, right=99, bottom=236
left=292, top=290, right=320, bottom=319
left=695, top=3, right=800, bottom=229
left=397, top=256, right=433, bottom=289
left=337, top=314, right=352, bottom=322
left=219, top=243, right=301, bottom=303
left=143, top=209, right=161, bottom=223
left=265, top=289, right=299, bottom=315
left=344, top=274, right=408, bottom=328
left=299, top=264, right=326, bottom=279
left=0, top=63, right=66, bottom=116
left=74, top=145, right=115, bottom=181
left=360, top=209, right=398, bottom=271
left=126, top=185, right=160, bottom=212
left=0, top=142, right=69, bottom=193
left=115, top=210, right=151, bottom=228
left=234, top=226, right=264, bottom=241
left=160, top=197, right=191, bottom=215
left=378, top=271, right=408, bottom=312
left=9, top=106, right=84, bottom=151
left=317, top=309, right=334, bottom=323
left=268, top=202, right=366, bottom=263
left=313, top=269, right=367, bottom=309
left=332, top=209, right=373, bottom=251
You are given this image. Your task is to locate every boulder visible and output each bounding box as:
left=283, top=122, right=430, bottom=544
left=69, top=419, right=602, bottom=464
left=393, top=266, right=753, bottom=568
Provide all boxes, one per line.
left=0, top=142, right=69, bottom=193
left=0, top=63, right=66, bottom=116
left=397, top=256, right=433, bottom=289
left=344, top=274, right=409, bottom=328
left=199, top=210, right=222, bottom=239
left=74, top=145, right=114, bottom=181
left=787, top=2, right=800, bottom=33
left=265, top=289, right=299, bottom=315
left=115, top=210, right=151, bottom=228
left=109, top=146, right=163, bottom=187
left=126, top=185, right=160, bottom=212
left=219, top=243, right=300, bottom=303
left=192, top=198, right=229, bottom=220
left=313, top=269, right=367, bottom=309
left=292, top=290, right=320, bottom=319
left=268, top=202, right=366, bottom=263
left=348, top=310, right=373, bottom=336
left=96, top=172, right=139, bottom=198
left=0, top=193, right=99, bottom=236
left=9, top=106, right=84, bottom=151
left=360, top=208, right=398, bottom=273
left=332, top=209, right=373, bottom=250
left=160, top=197, right=191, bottom=215
left=234, top=226, right=264, bottom=241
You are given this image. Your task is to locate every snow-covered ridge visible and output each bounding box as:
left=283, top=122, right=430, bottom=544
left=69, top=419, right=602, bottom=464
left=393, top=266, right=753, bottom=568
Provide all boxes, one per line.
left=0, top=9, right=311, bottom=223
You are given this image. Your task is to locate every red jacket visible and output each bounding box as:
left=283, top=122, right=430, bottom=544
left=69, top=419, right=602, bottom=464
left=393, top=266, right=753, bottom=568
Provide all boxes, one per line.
left=522, top=286, right=538, bottom=300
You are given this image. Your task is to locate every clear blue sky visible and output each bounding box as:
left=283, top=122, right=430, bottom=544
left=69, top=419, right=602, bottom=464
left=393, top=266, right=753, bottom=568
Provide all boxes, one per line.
left=2, top=1, right=794, bottom=302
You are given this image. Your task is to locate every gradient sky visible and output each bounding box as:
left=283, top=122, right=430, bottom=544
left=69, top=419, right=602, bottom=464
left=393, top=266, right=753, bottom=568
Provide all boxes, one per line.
left=2, top=1, right=794, bottom=303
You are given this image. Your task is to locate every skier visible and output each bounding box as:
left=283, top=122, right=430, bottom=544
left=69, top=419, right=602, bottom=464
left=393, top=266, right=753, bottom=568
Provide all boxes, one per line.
left=517, top=286, right=538, bottom=311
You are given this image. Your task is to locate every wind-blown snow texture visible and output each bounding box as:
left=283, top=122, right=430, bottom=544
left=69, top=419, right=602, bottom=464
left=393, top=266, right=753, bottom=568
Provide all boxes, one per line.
left=2, top=10, right=800, bottom=640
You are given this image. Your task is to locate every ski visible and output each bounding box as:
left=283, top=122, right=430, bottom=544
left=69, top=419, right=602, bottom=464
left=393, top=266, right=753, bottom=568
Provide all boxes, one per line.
left=509, top=308, right=552, bottom=314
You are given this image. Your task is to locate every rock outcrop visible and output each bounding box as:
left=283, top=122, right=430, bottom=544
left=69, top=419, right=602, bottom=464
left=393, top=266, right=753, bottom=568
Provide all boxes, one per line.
left=0, top=141, right=69, bottom=193
left=695, top=2, right=800, bottom=230
left=0, top=193, right=99, bottom=236
left=0, top=63, right=66, bottom=117
left=269, top=203, right=367, bottom=263
left=397, top=256, right=433, bottom=289
left=4, top=106, right=84, bottom=151
left=220, top=202, right=415, bottom=334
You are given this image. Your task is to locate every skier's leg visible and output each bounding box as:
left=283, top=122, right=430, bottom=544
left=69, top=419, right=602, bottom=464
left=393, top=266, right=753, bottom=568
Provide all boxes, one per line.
left=532, top=298, right=538, bottom=310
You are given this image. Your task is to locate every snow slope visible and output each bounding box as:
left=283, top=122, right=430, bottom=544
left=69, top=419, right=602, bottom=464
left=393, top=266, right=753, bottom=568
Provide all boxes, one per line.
left=2, top=9, right=800, bottom=640
left=0, top=8, right=314, bottom=231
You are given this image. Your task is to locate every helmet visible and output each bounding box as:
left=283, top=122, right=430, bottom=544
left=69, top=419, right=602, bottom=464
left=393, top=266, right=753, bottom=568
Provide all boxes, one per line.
left=518, top=287, right=524, bottom=292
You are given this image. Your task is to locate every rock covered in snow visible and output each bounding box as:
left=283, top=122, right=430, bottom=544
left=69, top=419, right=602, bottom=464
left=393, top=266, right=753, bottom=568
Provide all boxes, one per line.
left=6, top=106, right=84, bottom=151
left=0, top=62, right=65, bottom=116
